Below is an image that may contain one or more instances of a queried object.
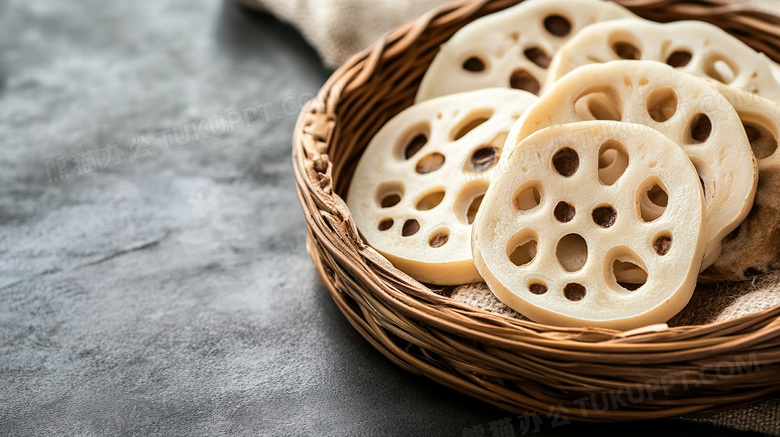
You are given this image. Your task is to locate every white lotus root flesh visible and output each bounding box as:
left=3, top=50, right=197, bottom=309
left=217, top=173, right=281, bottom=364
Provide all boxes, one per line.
left=415, top=0, right=635, bottom=102
left=510, top=60, right=758, bottom=269
left=473, top=121, right=707, bottom=330
left=547, top=19, right=780, bottom=102
left=347, top=89, right=539, bottom=285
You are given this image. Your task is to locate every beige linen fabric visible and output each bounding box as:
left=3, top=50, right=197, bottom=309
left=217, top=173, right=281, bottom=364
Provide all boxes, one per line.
left=239, top=0, right=448, bottom=67
left=239, top=0, right=780, bottom=433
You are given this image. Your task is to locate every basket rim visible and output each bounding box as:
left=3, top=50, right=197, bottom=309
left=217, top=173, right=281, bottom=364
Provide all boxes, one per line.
left=292, top=0, right=780, bottom=421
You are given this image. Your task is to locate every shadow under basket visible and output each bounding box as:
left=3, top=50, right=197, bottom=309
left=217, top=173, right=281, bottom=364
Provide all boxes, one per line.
left=292, top=0, right=780, bottom=422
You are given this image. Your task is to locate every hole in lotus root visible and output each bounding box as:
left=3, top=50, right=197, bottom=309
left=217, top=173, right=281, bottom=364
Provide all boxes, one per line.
left=378, top=218, right=394, bottom=231
left=416, top=152, right=446, bottom=174
left=613, top=259, right=648, bottom=291
left=608, top=30, right=642, bottom=61
left=376, top=182, right=404, bottom=208
left=646, top=87, right=678, bottom=123
left=464, top=132, right=506, bottom=174
left=743, top=121, right=778, bottom=159
left=612, top=41, right=641, bottom=60
left=574, top=85, right=623, bottom=121
left=638, top=179, right=669, bottom=223
left=666, top=50, right=692, bottom=68
left=704, top=54, right=738, bottom=84
left=529, top=282, right=548, bottom=295
left=563, top=283, right=586, bottom=301
left=552, top=147, right=580, bottom=177
left=416, top=188, right=446, bottom=211
left=397, top=122, right=430, bottom=160
left=513, top=181, right=543, bottom=211
left=524, top=47, right=551, bottom=69
left=554, top=201, right=576, bottom=223
left=592, top=205, right=618, bottom=228
left=466, top=195, right=484, bottom=225
left=454, top=180, right=489, bottom=225
left=381, top=194, right=401, bottom=208
left=404, top=135, right=427, bottom=160
left=451, top=110, right=494, bottom=141
left=653, top=233, right=673, bottom=256
left=507, top=230, right=538, bottom=267
left=544, top=14, right=572, bottom=37
left=462, top=56, right=486, bottom=72
left=509, top=69, right=541, bottom=95
left=556, top=234, right=588, bottom=273
left=429, top=230, right=450, bottom=248
left=402, top=219, right=420, bottom=237
left=471, top=147, right=498, bottom=172
left=598, top=140, right=629, bottom=186
left=686, top=113, right=712, bottom=144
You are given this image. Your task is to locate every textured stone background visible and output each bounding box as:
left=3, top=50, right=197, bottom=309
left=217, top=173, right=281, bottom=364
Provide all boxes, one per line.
left=0, top=0, right=761, bottom=435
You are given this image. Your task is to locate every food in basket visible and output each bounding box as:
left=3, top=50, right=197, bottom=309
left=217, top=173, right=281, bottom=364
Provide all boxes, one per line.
left=509, top=60, right=758, bottom=270
left=471, top=121, right=706, bottom=329
left=345, top=5, right=777, bottom=329
left=698, top=83, right=780, bottom=282
left=346, top=88, right=538, bottom=285
left=546, top=19, right=780, bottom=101
left=414, top=0, right=635, bottom=102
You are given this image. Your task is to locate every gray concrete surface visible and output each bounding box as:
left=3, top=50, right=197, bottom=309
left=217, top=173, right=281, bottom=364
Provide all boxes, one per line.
left=0, top=0, right=760, bottom=435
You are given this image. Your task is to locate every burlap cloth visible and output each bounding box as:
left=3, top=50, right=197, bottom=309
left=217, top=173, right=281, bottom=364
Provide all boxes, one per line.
left=239, top=0, right=780, bottom=433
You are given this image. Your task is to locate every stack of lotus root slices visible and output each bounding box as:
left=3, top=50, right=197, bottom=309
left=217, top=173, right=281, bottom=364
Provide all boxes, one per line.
left=346, top=0, right=780, bottom=330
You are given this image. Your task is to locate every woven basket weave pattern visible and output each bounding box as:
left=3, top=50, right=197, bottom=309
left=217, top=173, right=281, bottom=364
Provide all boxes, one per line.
left=293, top=0, right=780, bottom=421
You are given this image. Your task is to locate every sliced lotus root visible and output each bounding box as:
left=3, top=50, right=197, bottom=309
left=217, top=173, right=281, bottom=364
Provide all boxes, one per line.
left=698, top=83, right=780, bottom=282
left=414, top=0, right=635, bottom=102
left=346, top=88, right=538, bottom=285
left=546, top=20, right=780, bottom=102
left=473, top=121, right=706, bottom=330
left=510, top=61, right=757, bottom=269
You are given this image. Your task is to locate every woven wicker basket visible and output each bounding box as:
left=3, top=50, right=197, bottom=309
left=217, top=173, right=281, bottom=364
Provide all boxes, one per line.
left=293, top=0, right=780, bottom=422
